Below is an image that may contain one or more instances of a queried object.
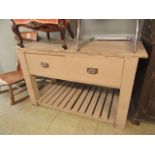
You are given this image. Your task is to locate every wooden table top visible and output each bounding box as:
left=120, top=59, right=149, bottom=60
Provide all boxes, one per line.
left=17, top=40, right=148, bottom=59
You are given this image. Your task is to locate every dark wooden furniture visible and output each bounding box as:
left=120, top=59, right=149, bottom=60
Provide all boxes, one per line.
left=130, top=19, right=155, bottom=124
left=11, top=19, right=75, bottom=49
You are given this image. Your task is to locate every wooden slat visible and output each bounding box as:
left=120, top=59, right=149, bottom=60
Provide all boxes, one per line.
left=38, top=81, right=119, bottom=124
left=64, top=85, right=84, bottom=110
left=78, top=87, right=96, bottom=113
left=71, top=85, right=90, bottom=112
left=14, top=87, right=27, bottom=95
left=101, top=89, right=113, bottom=119
left=52, top=82, right=75, bottom=107
left=107, top=90, right=115, bottom=119
left=109, top=90, right=119, bottom=122
left=47, top=82, right=70, bottom=105
left=58, top=83, right=79, bottom=109
left=40, top=84, right=52, bottom=95
left=93, top=88, right=107, bottom=118
left=39, top=82, right=60, bottom=102
left=85, top=87, right=102, bottom=117
left=40, top=81, right=65, bottom=104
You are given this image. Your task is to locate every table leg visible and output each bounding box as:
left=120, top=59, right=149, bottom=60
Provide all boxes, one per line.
left=8, top=85, right=15, bottom=105
left=115, top=58, right=138, bottom=129
left=17, top=51, right=40, bottom=105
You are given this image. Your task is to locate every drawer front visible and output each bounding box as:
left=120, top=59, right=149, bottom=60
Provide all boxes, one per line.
left=67, top=56, right=124, bottom=88
left=25, top=54, right=66, bottom=78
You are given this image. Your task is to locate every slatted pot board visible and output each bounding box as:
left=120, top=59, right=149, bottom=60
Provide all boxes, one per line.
left=39, top=80, right=119, bottom=124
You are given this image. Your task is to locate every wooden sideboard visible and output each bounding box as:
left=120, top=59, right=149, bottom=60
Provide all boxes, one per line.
left=17, top=40, right=147, bottom=129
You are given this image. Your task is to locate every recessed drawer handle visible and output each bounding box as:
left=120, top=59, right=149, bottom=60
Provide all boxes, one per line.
left=87, top=68, right=98, bottom=74
left=40, top=62, right=49, bottom=68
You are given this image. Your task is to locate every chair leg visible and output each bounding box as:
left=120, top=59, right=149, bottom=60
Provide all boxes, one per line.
left=12, top=23, right=24, bottom=48
left=59, top=20, right=67, bottom=50
left=60, top=27, right=67, bottom=50
left=67, top=23, right=75, bottom=39
left=0, top=86, right=8, bottom=93
left=47, top=32, right=51, bottom=40
left=8, top=85, right=15, bottom=105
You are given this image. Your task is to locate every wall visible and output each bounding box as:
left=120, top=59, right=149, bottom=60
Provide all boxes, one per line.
left=80, top=19, right=136, bottom=39
left=0, top=20, right=17, bottom=72
left=0, top=19, right=136, bottom=73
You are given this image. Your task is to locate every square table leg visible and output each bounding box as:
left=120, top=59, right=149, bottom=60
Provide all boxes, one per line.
left=17, top=51, right=40, bottom=106
left=115, top=58, right=138, bottom=129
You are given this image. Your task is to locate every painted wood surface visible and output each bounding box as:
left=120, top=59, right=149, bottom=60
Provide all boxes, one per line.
left=17, top=40, right=148, bottom=129
left=39, top=81, right=119, bottom=124
left=115, top=58, right=138, bottom=129
left=17, top=41, right=148, bottom=58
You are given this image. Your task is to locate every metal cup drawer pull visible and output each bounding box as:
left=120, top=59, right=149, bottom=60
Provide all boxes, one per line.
left=40, top=62, right=49, bottom=68
left=87, top=67, right=98, bottom=74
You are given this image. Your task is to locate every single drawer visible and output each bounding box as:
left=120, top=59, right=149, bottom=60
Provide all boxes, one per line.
left=67, top=56, right=124, bottom=88
left=25, top=54, right=66, bottom=78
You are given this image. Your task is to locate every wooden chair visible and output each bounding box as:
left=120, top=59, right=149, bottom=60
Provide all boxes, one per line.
left=0, top=69, right=27, bottom=105
left=11, top=19, right=75, bottom=49
left=0, top=32, right=38, bottom=105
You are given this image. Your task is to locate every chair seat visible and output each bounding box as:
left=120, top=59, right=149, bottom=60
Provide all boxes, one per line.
left=13, top=19, right=59, bottom=25
left=0, top=70, right=24, bottom=85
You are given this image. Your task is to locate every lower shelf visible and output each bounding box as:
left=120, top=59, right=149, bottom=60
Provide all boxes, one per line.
left=39, top=80, right=119, bottom=124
